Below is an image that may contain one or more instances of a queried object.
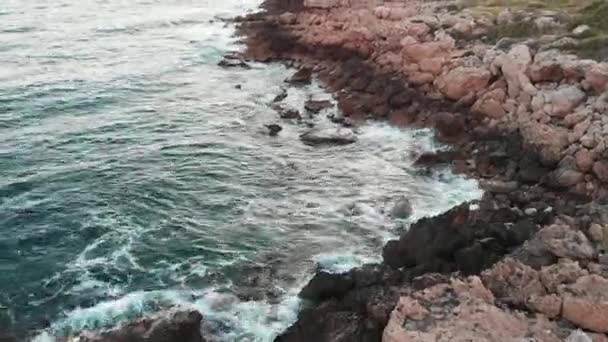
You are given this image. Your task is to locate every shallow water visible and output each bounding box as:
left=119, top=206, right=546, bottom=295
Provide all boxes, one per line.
left=0, top=0, right=482, bottom=340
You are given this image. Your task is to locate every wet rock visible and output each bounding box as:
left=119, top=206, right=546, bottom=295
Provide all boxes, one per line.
left=278, top=108, right=301, bottom=120
left=304, top=99, right=332, bottom=113
left=266, top=124, right=283, bottom=136
left=390, top=196, right=413, bottom=219
left=79, top=311, right=205, bottom=342
left=273, top=89, right=288, bottom=103
left=286, top=67, right=313, bottom=85
left=299, top=128, right=357, bottom=146
left=218, top=54, right=251, bottom=69
left=300, top=271, right=355, bottom=301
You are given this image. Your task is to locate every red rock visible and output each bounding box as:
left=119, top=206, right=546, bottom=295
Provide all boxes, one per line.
left=539, top=259, right=588, bottom=293
left=528, top=294, right=563, bottom=318
left=563, top=297, right=608, bottom=333
left=473, top=88, right=507, bottom=118
left=481, top=258, right=545, bottom=307
left=401, top=40, right=452, bottom=63
left=434, top=66, right=491, bottom=101
left=585, top=63, right=608, bottom=93
left=419, top=57, right=444, bottom=76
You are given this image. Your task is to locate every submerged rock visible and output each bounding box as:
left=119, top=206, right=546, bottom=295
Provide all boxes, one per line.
left=299, top=128, right=357, bottom=146
left=390, top=196, right=413, bottom=219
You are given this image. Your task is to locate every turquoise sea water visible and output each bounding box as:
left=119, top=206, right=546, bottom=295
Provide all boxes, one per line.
left=0, top=1, right=482, bottom=340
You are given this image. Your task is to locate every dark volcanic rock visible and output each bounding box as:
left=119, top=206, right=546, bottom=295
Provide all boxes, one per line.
left=79, top=311, right=204, bottom=342
left=300, top=128, right=357, bottom=146
left=286, top=67, right=313, bottom=85
left=382, top=202, right=537, bottom=275
left=300, top=271, right=355, bottom=301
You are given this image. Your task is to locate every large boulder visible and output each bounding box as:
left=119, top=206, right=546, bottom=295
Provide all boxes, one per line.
left=300, top=128, right=357, bottom=146
left=435, top=66, right=491, bottom=101
left=533, top=85, right=586, bottom=118
left=78, top=311, right=205, bottom=342
left=520, top=122, right=569, bottom=166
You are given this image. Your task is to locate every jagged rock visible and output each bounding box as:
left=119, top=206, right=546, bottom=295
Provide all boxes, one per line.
left=481, top=258, right=545, bottom=307
left=78, top=311, right=205, bottom=342
left=382, top=276, right=562, bottom=342
left=299, top=271, right=355, bottom=301
left=539, top=259, right=589, bottom=293
left=299, top=128, right=357, bottom=146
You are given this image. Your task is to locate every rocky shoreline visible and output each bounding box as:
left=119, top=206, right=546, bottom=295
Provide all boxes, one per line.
left=234, top=0, right=608, bottom=340
left=60, top=0, right=608, bottom=341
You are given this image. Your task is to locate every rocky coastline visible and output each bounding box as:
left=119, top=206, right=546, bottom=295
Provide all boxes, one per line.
left=62, top=0, right=608, bottom=341
left=234, top=0, right=608, bottom=340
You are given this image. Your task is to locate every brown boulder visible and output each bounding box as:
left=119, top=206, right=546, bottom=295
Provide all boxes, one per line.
left=539, top=259, right=588, bottom=293
left=575, top=148, right=594, bottom=173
